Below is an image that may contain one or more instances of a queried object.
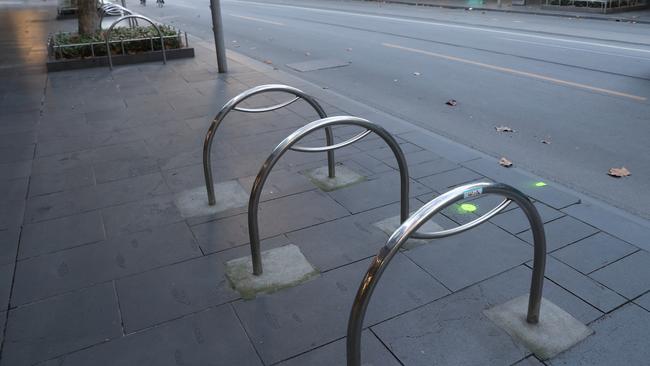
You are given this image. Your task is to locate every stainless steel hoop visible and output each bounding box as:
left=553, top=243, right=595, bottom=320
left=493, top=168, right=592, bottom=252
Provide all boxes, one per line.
left=247, top=116, right=411, bottom=276
left=346, top=182, right=547, bottom=366
left=202, top=84, right=337, bottom=206
left=105, top=14, right=167, bottom=70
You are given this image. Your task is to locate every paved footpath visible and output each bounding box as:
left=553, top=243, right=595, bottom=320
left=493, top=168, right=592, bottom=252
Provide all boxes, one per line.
left=1, top=1, right=650, bottom=365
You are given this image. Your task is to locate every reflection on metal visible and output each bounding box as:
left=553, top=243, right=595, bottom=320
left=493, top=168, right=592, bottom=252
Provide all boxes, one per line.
left=98, top=3, right=133, bottom=30
left=346, top=182, right=547, bottom=366
left=247, top=116, right=410, bottom=275
left=203, top=84, right=337, bottom=206
left=105, top=15, right=166, bottom=70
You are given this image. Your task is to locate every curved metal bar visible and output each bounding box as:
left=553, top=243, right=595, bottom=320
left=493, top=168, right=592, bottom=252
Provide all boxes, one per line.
left=346, top=182, right=546, bottom=366
left=203, top=84, right=336, bottom=206
left=290, top=129, right=372, bottom=153
left=233, top=96, right=300, bottom=113
left=99, top=5, right=132, bottom=30
left=410, top=198, right=512, bottom=239
left=105, top=15, right=166, bottom=70
left=247, top=116, right=410, bottom=275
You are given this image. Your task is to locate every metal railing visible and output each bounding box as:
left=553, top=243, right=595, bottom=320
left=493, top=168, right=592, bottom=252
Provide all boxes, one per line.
left=246, top=116, right=409, bottom=275
left=202, top=84, right=338, bottom=206
left=346, top=181, right=547, bottom=366
left=105, top=14, right=166, bottom=69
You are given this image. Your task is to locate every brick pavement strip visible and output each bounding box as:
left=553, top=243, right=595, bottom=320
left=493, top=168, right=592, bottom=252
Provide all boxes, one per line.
left=1, top=3, right=650, bottom=365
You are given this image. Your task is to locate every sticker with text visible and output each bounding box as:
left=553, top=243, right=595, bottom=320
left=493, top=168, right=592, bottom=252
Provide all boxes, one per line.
left=463, top=187, right=483, bottom=199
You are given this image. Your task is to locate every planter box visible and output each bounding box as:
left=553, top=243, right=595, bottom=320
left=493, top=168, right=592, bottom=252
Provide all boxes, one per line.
left=46, top=47, right=195, bottom=72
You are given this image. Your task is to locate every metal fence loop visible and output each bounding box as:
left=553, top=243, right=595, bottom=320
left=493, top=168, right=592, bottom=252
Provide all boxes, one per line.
left=105, top=14, right=166, bottom=70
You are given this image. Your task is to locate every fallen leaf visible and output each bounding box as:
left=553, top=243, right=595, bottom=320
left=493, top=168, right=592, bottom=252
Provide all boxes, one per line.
left=393, top=79, right=398, bottom=82
left=232, top=40, right=237, bottom=43
left=413, top=72, right=421, bottom=76
left=345, top=48, right=352, bottom=51
left=540, top=139, right=551, bottom=144
left=495, top=126, right=514, bottom=133
left=608, top=167, right=630, bottom=178
left=446, top=99, right=457, bottom=106
left=263, top=60, right=273, bottom=65
left=304, top=52, right=311, bottom=56
left=499, top=157, right=513, bottom=167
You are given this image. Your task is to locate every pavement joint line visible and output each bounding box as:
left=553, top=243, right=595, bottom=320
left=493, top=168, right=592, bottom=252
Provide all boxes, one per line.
left=382, top=42, right=647, bottom=102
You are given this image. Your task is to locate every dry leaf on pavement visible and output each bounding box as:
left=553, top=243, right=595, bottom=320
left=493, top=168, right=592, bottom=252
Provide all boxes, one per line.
left=263, top=60, right=273, bottom=65
left=495, top=126, right=514, bottom=133
left=608, top=167, right=631, bottom=178
left=499, top=157, right=513, bottom=167
left=541, top=139, right=551, bottom=144
left=446, top=99, right=457, bottom=106
left=413, top=72, right=421, bottom=76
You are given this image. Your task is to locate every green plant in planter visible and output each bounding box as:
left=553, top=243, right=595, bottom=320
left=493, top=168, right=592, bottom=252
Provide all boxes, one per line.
left=53, top=25, right=182, bottom=60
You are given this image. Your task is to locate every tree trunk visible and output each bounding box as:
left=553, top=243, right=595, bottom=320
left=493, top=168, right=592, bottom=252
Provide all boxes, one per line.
left=78, top=0, right=98, bottom=35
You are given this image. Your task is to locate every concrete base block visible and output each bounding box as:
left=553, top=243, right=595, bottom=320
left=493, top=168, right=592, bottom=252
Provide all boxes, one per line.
left=225, top=244, right=319, bottom=299
left=174, top=181, right=249, bottom=218
left=302, top=164, right=365, bottom=192
left=373, top=215, right=444, bottom=250
left=484, top=295, right=593, bottom=360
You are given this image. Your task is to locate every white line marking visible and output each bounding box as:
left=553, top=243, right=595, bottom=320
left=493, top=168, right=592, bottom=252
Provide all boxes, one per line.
left=228, top=13, right=284, bottom=26
left=500, top=37, right=650, bottom=61
left=383, top=42, right=646, bottom=101
left=225, top=0, right=650, bottom=54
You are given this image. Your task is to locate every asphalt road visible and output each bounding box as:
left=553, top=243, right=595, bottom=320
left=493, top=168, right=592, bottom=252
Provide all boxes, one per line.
left=136, top=0, right=650, bottom=220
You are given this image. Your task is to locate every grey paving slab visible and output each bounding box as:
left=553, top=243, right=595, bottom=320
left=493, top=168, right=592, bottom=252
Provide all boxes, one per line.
left=28, top=165, right=95, bottom=197
left=634, top=292, right=650, bottom=312
left=417, top=167, right=485, bottom=193
left=24, top=172, right=170, bottom=223
left=590, top=250, right=650, bottom=299
left=491, top=201, right=565, bottom=235
left=238, top=168, right=315, bottom=201
left=101, top=195, right=184, bottom=237
left=518, top=216, right=599, bottom=253
left=2, top=283, right=122, bottom=366
left=0, top=177, right=28, bottom=203
left=404, top=222, right=532, bottom=291
left=0, top=229, right=19, bottom=265
left=407, top=157, right=460, bottom=179
left=399, top=130, right=481, bottom=163
left=549, top=304, right=650, bottom=366
left=0, top=144, right=34, bottom=164
left=462, top=158, right=580, bottom=210
left=233, top=253, right=449, bottom=365
left=276, top=330, right=400, bottom=366
left=93, top=156, right=160, bottom=184
left=552, top=232, right=638, bottom=274
left=0, top=199, right=25, bottom=231
left=12, top=222, right=200, bottom=306
left=0, top=262, right=14, bottom=311
left=31, top=150, right=94, bottom=176
left=286, top=203, right=399, bottom=271
left=366, top=142, right=422, bottom=161
left=192, top=190, right=349, bottom=254
left=19, top=210, right=105, bottom=259
left=531, top=257, right=626, bottom=313
left=327, top=172, right=430, bottom=214
left=39, top=303, right=262, bottom=366
left=563, top=202, right=650, bottom=253
left=0, top=160, right=31, bottom=180
left=372, top=264, right=599, bottom=366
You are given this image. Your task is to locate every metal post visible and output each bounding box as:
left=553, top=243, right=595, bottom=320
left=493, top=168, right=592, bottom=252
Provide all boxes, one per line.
left=209, top=0, right=228, bottom=73
left=246, top=116, right=408, bottom=275
left=346, top=182, right=546, bottom=366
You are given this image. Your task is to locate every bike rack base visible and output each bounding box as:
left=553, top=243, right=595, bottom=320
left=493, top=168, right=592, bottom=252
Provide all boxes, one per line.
left=302, top=164, right=365, bottom=192
left=373, top=215, right=445, bottom=250
left=174, top=181, right=248, bottom=218
left=225, top=244, right=318, bottom=299
left=484, top=295, right=593, bottom=360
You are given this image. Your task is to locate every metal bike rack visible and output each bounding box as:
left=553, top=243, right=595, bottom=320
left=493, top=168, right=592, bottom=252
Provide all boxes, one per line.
left=346, top=181, right=547, bottom=366
left=202, top=84, right=337, bottom=206
left=246, top=116, right=410, bottom=276
left=98, top=4, right=134, bottom=30
left=105, top=14, right=166, bottom=70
